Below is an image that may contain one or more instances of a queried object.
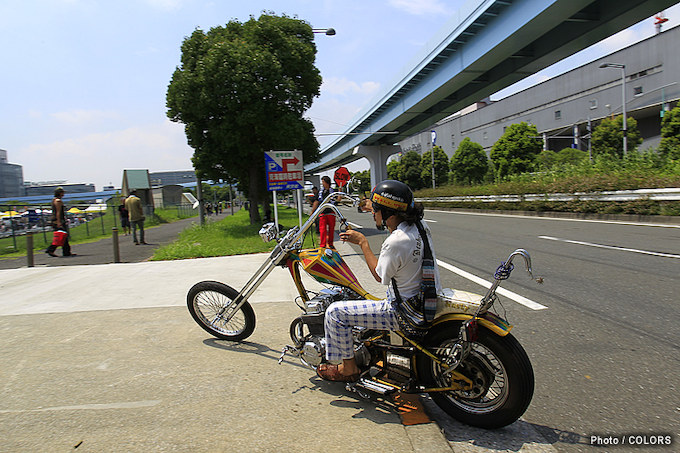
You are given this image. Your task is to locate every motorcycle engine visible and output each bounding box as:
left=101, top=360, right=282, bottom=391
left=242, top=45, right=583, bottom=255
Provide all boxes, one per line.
left=291, top=287, right=363, bottom=368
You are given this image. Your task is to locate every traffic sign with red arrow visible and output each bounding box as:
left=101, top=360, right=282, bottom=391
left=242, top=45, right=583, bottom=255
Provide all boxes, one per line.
left=265, top=150, right=304, bottom=191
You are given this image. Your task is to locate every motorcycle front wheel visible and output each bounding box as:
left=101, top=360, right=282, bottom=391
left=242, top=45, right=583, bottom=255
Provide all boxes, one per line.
left=187, top=281, right=256, bottom=341
left=416, top=322, right=534, bottom=429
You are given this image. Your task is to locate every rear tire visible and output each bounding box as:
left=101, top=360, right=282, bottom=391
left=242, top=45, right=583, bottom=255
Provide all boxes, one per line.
left=187, top=281, right=256, bottom=341
left=416, top=322, right=534, bottom=429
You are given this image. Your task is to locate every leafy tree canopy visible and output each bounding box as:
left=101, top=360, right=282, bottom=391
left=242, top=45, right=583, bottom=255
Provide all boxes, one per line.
left=489, top=122, right=542, bottom=180
left=420, top=146, right=449, bottom=188
left=386, top=159, right=401, bottom=181
left=397, top=150, right=424, bottom=190
left=450, top=138, right=487, bottom=184
left=351, top=169, right=371, bottom=194
left=591, top=115, right=642, bottom=159
left=166, top=13, right=322, bottom=223
left=659, top=105, right=680, bottom=160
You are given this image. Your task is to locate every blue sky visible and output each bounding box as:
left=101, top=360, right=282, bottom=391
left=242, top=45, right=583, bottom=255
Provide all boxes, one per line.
left=2, top=0, right=678, bottom=190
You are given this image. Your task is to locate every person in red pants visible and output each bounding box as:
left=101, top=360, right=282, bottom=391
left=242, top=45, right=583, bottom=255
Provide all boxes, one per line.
left=317, top=176, right=337, bottom=248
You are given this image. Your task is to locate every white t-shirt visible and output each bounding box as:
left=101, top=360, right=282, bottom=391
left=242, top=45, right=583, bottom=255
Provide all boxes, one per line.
left=375, top=221, right=442, bottom=301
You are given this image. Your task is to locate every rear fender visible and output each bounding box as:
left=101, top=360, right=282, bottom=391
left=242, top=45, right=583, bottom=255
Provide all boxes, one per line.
left=432, top=312, right=512, bottom=337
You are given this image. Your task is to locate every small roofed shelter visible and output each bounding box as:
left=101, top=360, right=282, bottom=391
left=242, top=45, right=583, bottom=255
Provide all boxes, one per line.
left=121, top=169, right=155, bottom=212
left=152, top=184, right=187, bottom=208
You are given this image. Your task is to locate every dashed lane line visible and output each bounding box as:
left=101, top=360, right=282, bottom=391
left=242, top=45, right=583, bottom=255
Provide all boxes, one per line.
left=539, top=235, right=680, bottom=259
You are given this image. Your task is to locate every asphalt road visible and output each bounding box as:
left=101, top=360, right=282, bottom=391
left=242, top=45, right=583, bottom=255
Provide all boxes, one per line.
left=340, top=207, right=680, bottom=452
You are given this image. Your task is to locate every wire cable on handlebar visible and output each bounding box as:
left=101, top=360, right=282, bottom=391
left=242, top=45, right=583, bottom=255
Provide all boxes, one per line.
left=494, top=262, right=514, bottom=280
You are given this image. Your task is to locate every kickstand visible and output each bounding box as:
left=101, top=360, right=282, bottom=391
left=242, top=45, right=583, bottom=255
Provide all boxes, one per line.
left=278, top=345, right=298, bottom=364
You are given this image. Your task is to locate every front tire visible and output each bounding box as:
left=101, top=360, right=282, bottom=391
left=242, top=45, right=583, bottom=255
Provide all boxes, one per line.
left=416, top=322, right=534, bottom=429
left=187, top=281, right=256, bottom=341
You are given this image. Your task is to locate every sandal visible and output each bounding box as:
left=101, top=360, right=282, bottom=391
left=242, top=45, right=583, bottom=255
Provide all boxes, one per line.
left=316, top=363, right=360, bottom=382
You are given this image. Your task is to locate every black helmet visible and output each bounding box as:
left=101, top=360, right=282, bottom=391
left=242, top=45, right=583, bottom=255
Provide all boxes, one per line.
left=370, top=180, right=415, bottom=229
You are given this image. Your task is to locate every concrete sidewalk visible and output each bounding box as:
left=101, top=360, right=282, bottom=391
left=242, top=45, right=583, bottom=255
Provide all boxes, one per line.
left=0, top=238, right=454, bottom=452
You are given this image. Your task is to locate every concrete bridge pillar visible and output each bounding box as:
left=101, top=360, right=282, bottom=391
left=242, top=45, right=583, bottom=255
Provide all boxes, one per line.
left=355, top=144, right=402, bottom=189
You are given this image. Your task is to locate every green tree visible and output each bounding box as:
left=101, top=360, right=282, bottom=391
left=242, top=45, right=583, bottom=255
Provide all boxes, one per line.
left=397, top=150, right=423, bottom=190
left=489, top=122, right=542, bottom=179
left=536, top=150, right=557, bottom=171
left=166, top=13, right=322, bottom=224
left=351, top=169, right=371, bottom=194
left=555, top=148, right=588, bottom=166
left=591, top=115, right=642, bottom=158
left=659, top=105, right=680, bottom=160
left=386, top=159, right=401, bottom=180
left=420, top=146, right=449, bottom=188
left=450, top=138, right=487, bottom=184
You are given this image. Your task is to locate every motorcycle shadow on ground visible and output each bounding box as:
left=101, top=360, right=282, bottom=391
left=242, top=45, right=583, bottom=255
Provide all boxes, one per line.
left=421, top=397, right=591, bottom=451
left=202, top=338, right=309, bottom=371
left=202, top=337, right=407, bottom=425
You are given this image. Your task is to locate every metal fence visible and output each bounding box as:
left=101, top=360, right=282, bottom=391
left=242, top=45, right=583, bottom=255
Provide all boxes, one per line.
left=0, top=203, right=195, bottom=255
left=416, top=188, right=680, bottom=204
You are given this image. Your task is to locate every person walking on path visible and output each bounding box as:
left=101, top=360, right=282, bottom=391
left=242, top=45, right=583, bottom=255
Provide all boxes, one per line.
left=125, top=191, right=146, bottom=245
left=118, top=197, right=130, bottom=235
left=45, top=187, right=75, bottom=257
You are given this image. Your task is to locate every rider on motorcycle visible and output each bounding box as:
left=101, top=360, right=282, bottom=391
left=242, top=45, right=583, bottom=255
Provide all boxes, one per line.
left=316, top=180, right=442, bottom=382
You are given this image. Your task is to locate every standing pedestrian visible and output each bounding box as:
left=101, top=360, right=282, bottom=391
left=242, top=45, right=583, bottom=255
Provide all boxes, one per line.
left=125, top=190, right=146, bottom=245
left=118, top=197, right=130, bottom=235
left=46, top=187, right=75, bottom=257
left=317, top=176, right=337, bottom=248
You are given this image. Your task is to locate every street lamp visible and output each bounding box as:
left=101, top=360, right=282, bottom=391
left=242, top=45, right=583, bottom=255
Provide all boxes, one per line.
left=599, top=62, right=627, bottom=156
left=312, top=28, right=336, bottom=35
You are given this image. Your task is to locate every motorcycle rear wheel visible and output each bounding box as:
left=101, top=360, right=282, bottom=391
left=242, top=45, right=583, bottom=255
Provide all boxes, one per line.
left=187, top=281, right=256, bottom=341
left=416, top=322, right=534, bottom=429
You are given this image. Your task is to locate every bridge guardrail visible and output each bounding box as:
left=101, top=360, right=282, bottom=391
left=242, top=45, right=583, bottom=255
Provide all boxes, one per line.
left=416, top=188, right=680, bottom=203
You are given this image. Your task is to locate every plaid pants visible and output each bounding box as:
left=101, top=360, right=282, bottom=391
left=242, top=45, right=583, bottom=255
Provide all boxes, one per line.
left=324, top=299, right=399, bottom=363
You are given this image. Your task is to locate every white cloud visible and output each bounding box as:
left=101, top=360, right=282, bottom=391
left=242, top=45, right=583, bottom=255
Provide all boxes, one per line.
left=388, top=0, right=452, bottom=16
left=321, top=77, right=380, bottom=97
left=50, top=109, right=121, bottom=124
left=20, top=120, right=193, bottom=190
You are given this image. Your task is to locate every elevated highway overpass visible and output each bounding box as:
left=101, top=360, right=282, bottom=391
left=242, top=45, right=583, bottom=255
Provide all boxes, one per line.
left=305, top=0, right=679, bottom=187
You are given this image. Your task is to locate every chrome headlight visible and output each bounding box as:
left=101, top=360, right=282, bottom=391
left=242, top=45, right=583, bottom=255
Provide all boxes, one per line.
left=259, top=222, right=278, bottom=243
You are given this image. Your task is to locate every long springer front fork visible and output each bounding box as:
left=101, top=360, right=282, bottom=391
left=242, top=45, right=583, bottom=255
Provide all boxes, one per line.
left=215, top=192, right=359, bottom=324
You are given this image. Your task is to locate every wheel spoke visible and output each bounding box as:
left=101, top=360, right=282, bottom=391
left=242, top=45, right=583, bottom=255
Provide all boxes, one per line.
left=194, top=290, right=246, bottom=337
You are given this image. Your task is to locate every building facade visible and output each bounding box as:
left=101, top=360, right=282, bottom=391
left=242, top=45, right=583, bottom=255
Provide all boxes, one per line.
left=149, top=170, right=196, bottom=187
left=24, top=182, right=96, bottom=196
left=398, top=26, right=679, bottom=159
left=0, top=150, right=25, bottom=198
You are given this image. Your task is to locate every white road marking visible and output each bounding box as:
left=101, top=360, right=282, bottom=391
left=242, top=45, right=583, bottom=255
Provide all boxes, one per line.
left=423, top=219, right=437, bottom=223
left=436, top=259, right=548, bottom=310
left=539, top=235, right=680, bottom=259
left=426, top=209, right=680, bottom=229
left=347, top=221, right=363, bottom=229
left=345, top=217, right=547, bottom=309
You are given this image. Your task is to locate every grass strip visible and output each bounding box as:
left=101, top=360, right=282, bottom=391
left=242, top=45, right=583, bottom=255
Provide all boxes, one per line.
left=0, top=206, right=196, bottom=258
left=150, top=207, right=313, bottom=260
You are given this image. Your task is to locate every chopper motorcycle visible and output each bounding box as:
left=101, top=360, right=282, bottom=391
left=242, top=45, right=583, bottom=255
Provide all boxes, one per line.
left=187, top=192, right=541, bottom=429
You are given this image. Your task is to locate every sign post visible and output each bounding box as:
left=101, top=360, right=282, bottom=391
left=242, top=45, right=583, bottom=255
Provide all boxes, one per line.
left=265, top=150, right=304, bottom=233
left=430, top=130, right=437, bottom=189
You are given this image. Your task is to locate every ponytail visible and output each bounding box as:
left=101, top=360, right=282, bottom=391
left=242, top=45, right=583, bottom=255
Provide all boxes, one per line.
left=403, top=202, right=424, bottom=225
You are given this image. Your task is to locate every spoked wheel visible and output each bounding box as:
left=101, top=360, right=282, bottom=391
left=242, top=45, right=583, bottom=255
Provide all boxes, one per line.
left=416, top=322, right=534, bottom=429
left=187, top=281, right=256, bottom=341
